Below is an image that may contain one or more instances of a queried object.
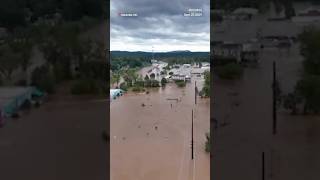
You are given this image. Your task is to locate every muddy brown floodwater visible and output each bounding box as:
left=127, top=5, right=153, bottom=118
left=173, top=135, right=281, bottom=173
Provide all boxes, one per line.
left=111, top=77, right=210, bottom=180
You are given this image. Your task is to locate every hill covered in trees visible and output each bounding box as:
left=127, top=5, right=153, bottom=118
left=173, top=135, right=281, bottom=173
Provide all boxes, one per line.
left=111, top=51, right=210, bottom=59
left=0, top=0, right=106, bottom=31
left=110, top=51, right=210, bottom=71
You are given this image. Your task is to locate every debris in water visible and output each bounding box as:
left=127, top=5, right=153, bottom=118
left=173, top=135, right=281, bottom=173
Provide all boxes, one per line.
left=141, top=103, right=145, bottom=107
left=138, top=125, right=141, bottom=128
left=122, top=137, right=126, bottom=140
left=155, top=126, right=158, bottom=130
left=146, top=132, right=150, bottom=136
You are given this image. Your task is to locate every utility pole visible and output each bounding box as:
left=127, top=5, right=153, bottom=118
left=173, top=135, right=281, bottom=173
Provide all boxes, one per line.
left=262, top=152, right=265, bottom=180
left=191, top=109, right=194, bottom=160
left=272, top=61, right=277, bottom=135
left=195, top=81, right=197, bottom=105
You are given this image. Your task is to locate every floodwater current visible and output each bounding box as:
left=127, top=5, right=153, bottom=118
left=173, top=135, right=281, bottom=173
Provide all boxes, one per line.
left=110, top=71, right=210, bottom=180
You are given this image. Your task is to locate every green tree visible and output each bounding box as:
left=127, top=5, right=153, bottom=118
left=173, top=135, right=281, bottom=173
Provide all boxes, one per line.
left=175, top=80, right=186, bottom=88
left=201, top=71, right=210, bottom=97
left=205, top=132, right=210, bottom=153
left=295, top=75, right=320, bottom=114
left=161, top=77, right=167, bottom=86
left=299, top=28, right=320, bottom=75
left=31, top=65, right=56, bottom=93
left=283, top=92, right=302, bottom=115
left=215, top=63, right=243, bottom=80
left=0, top=45, right=21, bottom=81
left=111, top=72, right=120, bottom=87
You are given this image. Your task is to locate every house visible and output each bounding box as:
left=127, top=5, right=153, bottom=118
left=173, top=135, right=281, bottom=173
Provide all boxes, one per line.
left=191, top=67, right=210, bottom=76
left=241, top=43, right=260, bottom=63
left=212, top=42, right=242, bottom=65
left=169, top=65, right=191, bottom=82
left=292, top=8, right=320, bottom=23
left=233, top=8, right=259, bottom=15
left=0, top=87, right=43, bottom=118
left=201, top=62, right=210, bottom=67
left=227, top=8, right=259, bottom=20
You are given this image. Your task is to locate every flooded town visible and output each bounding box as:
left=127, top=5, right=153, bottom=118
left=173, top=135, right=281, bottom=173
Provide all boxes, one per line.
left=110, top=59, right=210, bottom=180
left=212, top=1, right=320, bottom=180
left=110, top=0, right=210, bottom=179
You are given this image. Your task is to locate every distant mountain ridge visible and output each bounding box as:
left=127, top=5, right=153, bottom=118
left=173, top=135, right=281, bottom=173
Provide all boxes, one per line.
left=111, top=50, right=209, bottom=59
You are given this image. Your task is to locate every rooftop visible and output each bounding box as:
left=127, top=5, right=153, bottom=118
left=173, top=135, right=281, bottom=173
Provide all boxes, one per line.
left=0, top=87, right=34, bottom=108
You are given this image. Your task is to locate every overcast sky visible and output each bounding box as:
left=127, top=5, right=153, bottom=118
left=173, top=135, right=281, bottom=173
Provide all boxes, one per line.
left=110, top=0, right=210, bottom=52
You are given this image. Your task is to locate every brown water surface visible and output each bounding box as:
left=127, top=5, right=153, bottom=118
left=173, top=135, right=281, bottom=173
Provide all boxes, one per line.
left=111, top=77, right=210, bottom=180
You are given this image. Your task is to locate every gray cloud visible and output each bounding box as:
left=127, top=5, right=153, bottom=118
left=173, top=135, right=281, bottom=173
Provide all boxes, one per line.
left=110, top=0, right=210, bottom=52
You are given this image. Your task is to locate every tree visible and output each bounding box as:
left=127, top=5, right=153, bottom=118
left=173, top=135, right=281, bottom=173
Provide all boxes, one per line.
left=175, top=80, right=186, bottom=88
left=201, top=71, right=210, bottom=97
left=299, top=28, right=320, bottom=75
left=215, top=63, right=243, bottom=80
left=205, top=132, right=210, bottom=153
left=284, top=1, right=295, bottom=19
left=31, top=65, right=56, bottom=93
left=283, top=92, right=302, bottom=115
left=111, top=73, right=120, bottom=87
left=8, top=37, right=34, bottom=84
left=144, top=74, right=150, bottom=81
left=295, top=75, right=320, bottom=114
left=161, top=78, right=167, bottom=86
left=0, top=45, right=21, bottom=81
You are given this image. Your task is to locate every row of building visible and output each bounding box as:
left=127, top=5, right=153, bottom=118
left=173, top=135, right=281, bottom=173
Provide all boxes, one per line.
left=146, top=60, right=210, bottom=82
left=212, top=34, right=295, bottom=65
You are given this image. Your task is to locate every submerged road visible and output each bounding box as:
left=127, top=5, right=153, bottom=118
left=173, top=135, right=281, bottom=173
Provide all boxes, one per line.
left=110, top=77, right=210, bottom=180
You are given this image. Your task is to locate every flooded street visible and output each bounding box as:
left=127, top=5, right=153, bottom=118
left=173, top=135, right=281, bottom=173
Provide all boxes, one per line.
left=111, top=77, right=210, bottom=180
left=212, top=43, right=320, bottom=179
left=0, top=94, right=107, bottom=180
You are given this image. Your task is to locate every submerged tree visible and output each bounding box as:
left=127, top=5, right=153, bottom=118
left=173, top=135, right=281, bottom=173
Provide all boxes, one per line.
left=283, top=92, right=302, bottom=115
left=205, top=132, right=210, bottom=153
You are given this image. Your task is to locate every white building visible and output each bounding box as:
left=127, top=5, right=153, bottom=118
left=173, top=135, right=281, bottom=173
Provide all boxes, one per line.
left=292, top=8, right=320, bottom=23
left=169, top=65, right=192, bottom=81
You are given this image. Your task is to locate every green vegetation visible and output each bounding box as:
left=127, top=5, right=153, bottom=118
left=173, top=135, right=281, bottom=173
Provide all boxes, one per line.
left=71, top=78, right=100, bottom=95
left=283, top=28, right=320, bottom=114
left=31, top=65, right=56, bottom=94
left=120, top=82, right=128, bottom=91
left=145, top=80, right=160, bottom=87
left=200, top=71, right=210, bottom=97
left=175, top=80, right=186, bottom=88
left=132, top=86, right=145, bottom=92
left=0, top=0, right=107, bottom=96
left=161, top=78, right=167, bottom=86
left=111, top=57, right=151, bottom=71
left=215, top=63, right=243, bottom=80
